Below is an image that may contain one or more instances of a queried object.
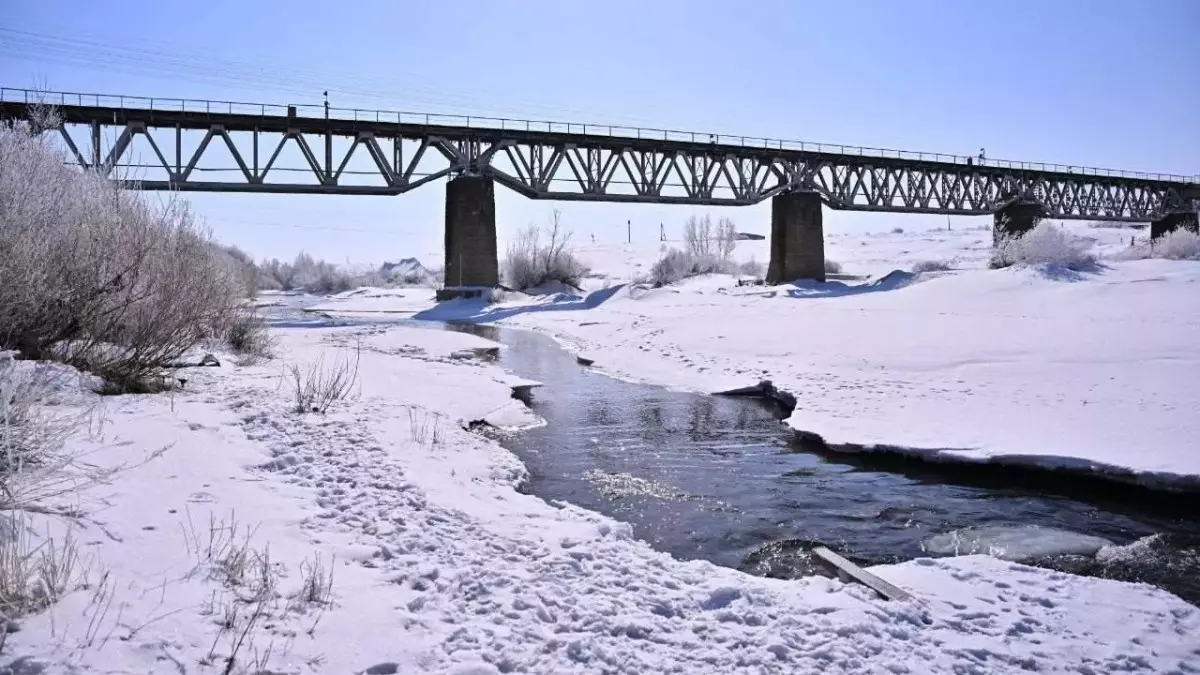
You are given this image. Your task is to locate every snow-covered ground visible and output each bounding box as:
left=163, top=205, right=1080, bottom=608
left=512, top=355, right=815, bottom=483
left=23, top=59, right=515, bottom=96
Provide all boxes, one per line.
left=311, top=223, right=1199, bottom=490
left=7, top=323, right=1199, bottom=674
left=306, top=286, right=437, bottom=315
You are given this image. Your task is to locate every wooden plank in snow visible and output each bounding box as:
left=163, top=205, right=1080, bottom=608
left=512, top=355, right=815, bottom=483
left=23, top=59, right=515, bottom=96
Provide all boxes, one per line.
left=811, top=546, right=914, bottom=602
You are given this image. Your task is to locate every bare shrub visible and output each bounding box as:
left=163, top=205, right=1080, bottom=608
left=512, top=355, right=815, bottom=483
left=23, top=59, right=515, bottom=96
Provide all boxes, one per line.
left=684, top=214, right=713, bottom=259
left=287, top=553, right=334, bottom=613
left=1113, top=229, right=1200, bottom=262
left=1, top=356, right=106, bottom=514
left=716, top=218, right=737, bottom=263
left=0, top=119, right=243, bottom=393
left=738, top=258, right=765, bottom=277
left=184, top=510, right=281, bottom=672
left=215, top=244, right=259, bottom=298
left=256, top=252, right=374, bottom=295
left=891, top=227, right=905, bottom=234
left=649, top=215, right=741, bottom=286
left=0, top=357, right=93, bottom=622
left=649, top=249, right=694, bottom=286
left=992, top=222, right=1096, bottom=270
left=504, top=226, right=540, bottom=291
left=259, top=259, right=293, bottom=292
left=1154, top=229, right=1200, bottom=260
left=825, top=259, right=843, bottom=274
left=288, top=345, right=361, bottom=414
left=912, top=259, right=954, bottom=273
left=0, top=518, right=82, bottom=618
left=184, top=510, right=336, bottom=671
left=503, top=210, right=587, bottom=291
left=280, top=252, right=350, bottom=295
left=682, top=214, right=739, bottom=270
left=182, top=509, right=274, bottom=597
left=648, top=248, right=732, bottom=286
left=226, top=312, right=274, bottom=365
left=407, top=408, right=443, bottom=447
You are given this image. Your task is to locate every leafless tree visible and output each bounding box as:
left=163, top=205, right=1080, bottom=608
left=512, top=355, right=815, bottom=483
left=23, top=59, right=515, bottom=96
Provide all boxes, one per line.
left=0, top=107, right=244, bottom=392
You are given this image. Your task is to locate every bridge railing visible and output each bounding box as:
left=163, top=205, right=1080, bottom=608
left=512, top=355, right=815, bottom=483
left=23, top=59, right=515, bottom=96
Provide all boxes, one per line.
left=4, top=86, right=1198, bottom=184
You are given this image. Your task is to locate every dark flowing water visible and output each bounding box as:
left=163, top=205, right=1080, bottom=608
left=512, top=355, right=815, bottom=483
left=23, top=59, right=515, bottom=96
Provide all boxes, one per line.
left=445, top=323, right=1200, bottom=605
left=264, top=298, right=1200, bottom=604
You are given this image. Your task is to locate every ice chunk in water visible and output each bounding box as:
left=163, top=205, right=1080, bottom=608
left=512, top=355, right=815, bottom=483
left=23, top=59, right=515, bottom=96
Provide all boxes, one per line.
left=922, top=525, right=1113, bottom=562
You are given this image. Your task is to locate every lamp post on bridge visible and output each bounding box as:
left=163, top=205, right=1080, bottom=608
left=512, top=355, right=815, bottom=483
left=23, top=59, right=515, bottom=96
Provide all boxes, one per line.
left=323, top=90, right=331, bottom=185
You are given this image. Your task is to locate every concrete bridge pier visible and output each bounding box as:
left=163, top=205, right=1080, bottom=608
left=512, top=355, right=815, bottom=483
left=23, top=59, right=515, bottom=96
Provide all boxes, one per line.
left=1150, top=211, right=1199, bottom=239
left=440, top=174, right=499, bottom=297
left=766, top=191, right=825, bottom=284
left=993, top=200, right=1047, bottom=246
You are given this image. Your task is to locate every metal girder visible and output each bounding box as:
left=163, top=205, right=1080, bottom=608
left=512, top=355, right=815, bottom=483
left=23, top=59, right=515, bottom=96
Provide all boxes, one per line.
left=4, top=99, right=1193, bottom=221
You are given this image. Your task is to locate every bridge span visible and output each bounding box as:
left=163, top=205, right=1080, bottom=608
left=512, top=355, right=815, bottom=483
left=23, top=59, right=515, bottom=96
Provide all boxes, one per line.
left=2, top=88, right=1197, bottom=288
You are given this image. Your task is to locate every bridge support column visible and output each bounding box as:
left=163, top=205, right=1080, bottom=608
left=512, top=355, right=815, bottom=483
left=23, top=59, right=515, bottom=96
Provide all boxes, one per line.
left=1150, top=211, right=1199, bottom=239
left=766, top=191, right=825, bottom=284
left=993, top=201, right=1047, bottom=246
left=441, top=175, right=499, bottom=296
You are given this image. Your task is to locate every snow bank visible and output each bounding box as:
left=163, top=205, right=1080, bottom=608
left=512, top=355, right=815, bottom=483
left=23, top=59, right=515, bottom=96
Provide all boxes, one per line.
left=380, top=256, right=435, bottom=284
left=569, top=222, right=1146, bottom=286
left=306, top=287, right=439, bottom=314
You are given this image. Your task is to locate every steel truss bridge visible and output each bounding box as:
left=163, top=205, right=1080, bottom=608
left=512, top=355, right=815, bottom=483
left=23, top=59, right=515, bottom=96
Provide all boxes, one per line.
left=2, top=87, right=1197, bottom=221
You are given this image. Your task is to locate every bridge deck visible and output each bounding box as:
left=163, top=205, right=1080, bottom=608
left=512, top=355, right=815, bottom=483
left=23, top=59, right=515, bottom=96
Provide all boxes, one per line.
left=2, top=87, right=1196, bottom=220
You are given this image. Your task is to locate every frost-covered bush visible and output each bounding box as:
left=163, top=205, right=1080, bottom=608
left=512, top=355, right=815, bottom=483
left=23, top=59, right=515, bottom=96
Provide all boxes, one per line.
left=0, top=118, right=244, bottom=391
left=288, top=252, right=355, bottom=294
left=912, top=259, right=954, bottom=273
left=1112, top=229, right=1200, bottom=262
left=257, top=252, right=384, bottom=294
left=1155, top=229, right=1200, bottom=260
left=503, top=210, right=587, bottom=291
left=738, top=259, right=765, bottom=277
left=684, top=214, right=737, bottom=263
left=992, top=222, right=1096, bottom=270
left=649, top=215, right=742, bottom=286
left=648, top=248, right=732, bottom=286
left=0, top=354, right=99, bottom=515
left=215, top=244, right=259, bottom=298
left=649, top=249, right=693, bottom=286
left=258, top=258, right=292, bottom=291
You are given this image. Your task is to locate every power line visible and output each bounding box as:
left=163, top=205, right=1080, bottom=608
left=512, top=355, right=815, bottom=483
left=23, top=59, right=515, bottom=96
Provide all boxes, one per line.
left=0, top=28, right=663, bottom=126
left=205, top=217, right=419, bottom=234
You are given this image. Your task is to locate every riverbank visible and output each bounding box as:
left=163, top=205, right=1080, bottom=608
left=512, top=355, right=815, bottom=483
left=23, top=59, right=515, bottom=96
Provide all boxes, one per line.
left=6, top=322, right=1198, bottom=674
left=400, top=254, right=1200, bottom=492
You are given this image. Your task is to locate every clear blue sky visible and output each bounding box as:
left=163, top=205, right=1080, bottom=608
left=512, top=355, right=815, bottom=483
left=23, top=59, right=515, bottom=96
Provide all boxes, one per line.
left=2, top=0, right=1197, bottom=266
